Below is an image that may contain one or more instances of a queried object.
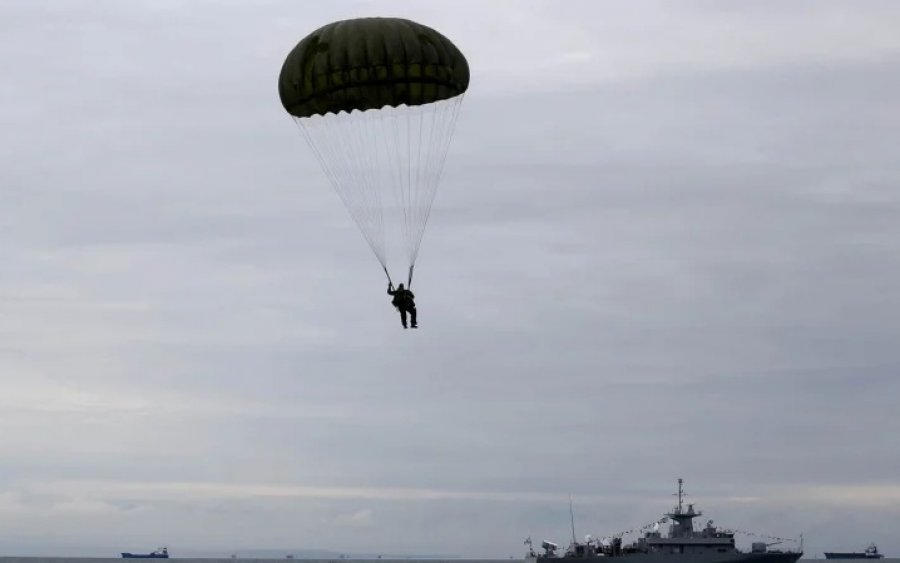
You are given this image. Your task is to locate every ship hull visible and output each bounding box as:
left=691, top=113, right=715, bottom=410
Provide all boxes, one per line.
left=535, top=552, right=802, bottom=563
left=824, top=555, right=883, bottom=560
left=121, top=554, right=169, bottom=559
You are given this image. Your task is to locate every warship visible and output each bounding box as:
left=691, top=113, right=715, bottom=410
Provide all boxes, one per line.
left=824, top=544, right=884, bottom=559
left=525, top=479, right=802, bottom=563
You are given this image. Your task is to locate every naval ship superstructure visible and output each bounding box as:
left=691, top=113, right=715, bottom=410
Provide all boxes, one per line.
left=526, top=480, right=802, bottom=563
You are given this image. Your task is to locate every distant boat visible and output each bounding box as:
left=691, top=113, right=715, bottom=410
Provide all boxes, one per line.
left=824, top=544, right=884, bottom=559
left=121, top=547, right=169, bottom=559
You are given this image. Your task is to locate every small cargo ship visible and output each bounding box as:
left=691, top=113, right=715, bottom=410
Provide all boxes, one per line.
left=121, top=547, right=169, bottom=559
left=824, top=545, right=884, bottom=559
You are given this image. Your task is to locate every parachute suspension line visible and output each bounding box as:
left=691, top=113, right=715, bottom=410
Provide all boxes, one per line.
left=337, top=110, right=386, bottom=261
left=407, top=263, right=415, bottom=288
left=296, top=118, right=371, bottom=259
left=406, top=106, right=424, bottom=265
left=413, top=103, right=436, bottom=266
left=406, top=107, right=414, bottom=266
left=410, top=102, right=441, bottom=267
left=410, top=103, right=433, bottom=267
left=417, top=101, right=447, bottom=262
left=344, top=109, right=385, bottom=259
left=408, top=95, right=465, bottom=267
left=379, top=109, right=397, bottom=271
left=296, top=115, right=387, bottom=269
left=314, top=115, right=385, bottom=267
left=325, top=119, right=369, bottom=248
left=389, top=106, right=411, bottom=274
left=364, top=109, right=386, bottom=261
left=383, top=264, right=393, bottom=286
left=292, top=96, right=464, bottom=284
left=411, top=102, right=425, bottom=267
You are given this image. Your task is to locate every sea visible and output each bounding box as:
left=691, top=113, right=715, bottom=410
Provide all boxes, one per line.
left=0, top=560, right=508, bottom=563
left=0, top=560, right=510, bottom=563
left=1, top=559, right=899, bottom=563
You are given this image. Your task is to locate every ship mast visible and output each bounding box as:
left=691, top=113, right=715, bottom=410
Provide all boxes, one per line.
left=569, top=495, right=577, bottom=545
left=667, top=478, right=701, bottom=538
left=677, top=478, right=685, bottom=513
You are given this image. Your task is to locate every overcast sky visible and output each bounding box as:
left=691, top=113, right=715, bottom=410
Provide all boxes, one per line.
left=2, top=0, right=900, bottom=558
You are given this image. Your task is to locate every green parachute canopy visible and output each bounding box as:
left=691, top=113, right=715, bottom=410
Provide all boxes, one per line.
left=278, top=17, right=469, bottom=287
left=279, top=17, right=470, bottom=118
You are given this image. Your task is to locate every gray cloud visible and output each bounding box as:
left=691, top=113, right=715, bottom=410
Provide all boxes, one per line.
left=2, top=0, right=900, bottom=558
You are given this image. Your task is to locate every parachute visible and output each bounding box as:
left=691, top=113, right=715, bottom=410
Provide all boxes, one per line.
left=278, top=17, right=469, bottom=287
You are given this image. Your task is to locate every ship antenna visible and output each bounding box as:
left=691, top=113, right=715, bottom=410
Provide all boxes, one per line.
left=569, top=494, right=577, bottom=545
left=675, top=478, right=685, bottom=513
